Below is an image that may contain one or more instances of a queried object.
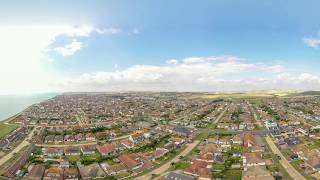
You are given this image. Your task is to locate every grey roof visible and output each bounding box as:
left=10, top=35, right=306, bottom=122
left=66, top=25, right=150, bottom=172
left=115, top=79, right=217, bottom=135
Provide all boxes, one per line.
left=173, top=127, right=192, bottom=136
left=166, top=172, right=196, bottom=180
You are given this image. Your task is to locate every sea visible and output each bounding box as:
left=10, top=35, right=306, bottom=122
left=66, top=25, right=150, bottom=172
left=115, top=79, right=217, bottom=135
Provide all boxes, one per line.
left=0, top=93, right=57, bottom=121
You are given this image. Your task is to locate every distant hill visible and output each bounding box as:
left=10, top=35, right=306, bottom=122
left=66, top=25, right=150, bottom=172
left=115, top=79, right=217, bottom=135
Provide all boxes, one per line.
left=289, top=91, right=320, bottom=96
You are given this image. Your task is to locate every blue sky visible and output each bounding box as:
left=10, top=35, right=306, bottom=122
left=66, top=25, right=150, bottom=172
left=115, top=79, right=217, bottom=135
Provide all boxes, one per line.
left=0, top=0, right=320, bottom=94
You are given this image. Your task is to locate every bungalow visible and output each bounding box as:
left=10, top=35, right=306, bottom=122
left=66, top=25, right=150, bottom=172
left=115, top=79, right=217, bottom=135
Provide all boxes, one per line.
left=43, top=167, right=63, bottom=180
left=306, top=154, right=320, bottom=172
left=243, top=132, right=255, bottom=148
left=54, top=135, right=63, bottom=144
left=64, top=135, right=75, bottom=143
left=121, top=139, right=135, bottom=149
left=60, top=160, right=70, bottom=168
left=64, top=146, right=81, bottom=156
left=169, top=137, right=185, bottom=148
left=95, top=131, right=109, bottom=140
left=23, top=164, right=45, bottom=180
left=243, top=152, right=265, bottom=167
left=152, top=148, right=169, bottom=160
left=232, top=134, right=242, bottom=145
left=45, top=148, right=64, bottom=158
left=85, top=133, right=96, bottom=142
left=173, top=127, right=193, bottom=137
left=129, top=129, right=149, bottom=143
left=118, top=154, right=143, bottom=171
left=242, top=166, right=274, bottom=180
left=78, top=163, right=106, bottom=179
left=63, top=168, right=79, bottom=180
left=197, top=152, right=214, bottom=163
left=75, top=133, right=86, bottom=142
left=218, top=136, right=232, bottom=149
left=44, top=135, right=55, bottom=144
left=292, top=144, right=309, bottom=159
left=81, top=145, right=96, bottom=155
left=96, top=144, right=117, bottom=156
left=284, top=137, right=302, bottom=146
left=163, top=142, right=175, bottom=151
left=105, top=164, right=127, bottom=176
left=184, top=160, right=212, bottom=180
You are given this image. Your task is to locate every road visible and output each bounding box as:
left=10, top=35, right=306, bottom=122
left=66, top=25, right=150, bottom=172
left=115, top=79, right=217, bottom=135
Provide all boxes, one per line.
left=135, top=140, right=200, bottom=180
left=249, top=103, right=306, bottom=180
left=213, top=104, right=229, bottom=124
left=265, top=136, right=306, bottom=180
left=0, top=126, right=36, bottom=166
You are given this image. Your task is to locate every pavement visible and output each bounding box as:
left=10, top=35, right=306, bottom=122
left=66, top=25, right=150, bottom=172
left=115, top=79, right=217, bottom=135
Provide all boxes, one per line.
left=134, top=140, right=200, bottom=180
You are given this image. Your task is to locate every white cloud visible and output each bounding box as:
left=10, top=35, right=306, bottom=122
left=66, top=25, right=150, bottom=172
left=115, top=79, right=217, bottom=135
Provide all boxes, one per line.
left=54, top=40, right=84, bottom=56
left=304, top=38, right=320, bottom=48
left=0, top=24, right=106, bottom=94
left=166, top=59, right=179, bottom=65
left=55, top=56, right=306, bottom=92
left=96, top=27, right=121, bottom=34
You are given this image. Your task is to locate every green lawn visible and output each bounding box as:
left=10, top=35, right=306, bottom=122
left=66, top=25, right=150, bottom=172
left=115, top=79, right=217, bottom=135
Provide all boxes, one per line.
left=172, top=161, right=190, bottom=170
left=222, top=169, right=242, bottom=179
left=0, top=123, right=19, bottom=139
left=67, top=155, right=81, bottom=162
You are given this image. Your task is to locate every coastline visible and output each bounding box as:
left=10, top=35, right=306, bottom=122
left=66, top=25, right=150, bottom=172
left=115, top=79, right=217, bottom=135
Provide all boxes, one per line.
left=0, top=93, right=58, bottom=122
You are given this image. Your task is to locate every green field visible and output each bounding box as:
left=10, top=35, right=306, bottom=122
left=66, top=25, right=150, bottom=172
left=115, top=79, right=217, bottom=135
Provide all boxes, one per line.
left=0, top=123, right=19, bottom=139
left=193, top=91, right=295, bottom=99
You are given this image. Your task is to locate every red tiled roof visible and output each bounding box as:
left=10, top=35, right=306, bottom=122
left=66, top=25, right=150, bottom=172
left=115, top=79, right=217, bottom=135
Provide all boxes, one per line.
left=97, top=144, right=116, bottom=155
left=118, top=154, right=139, bottom=169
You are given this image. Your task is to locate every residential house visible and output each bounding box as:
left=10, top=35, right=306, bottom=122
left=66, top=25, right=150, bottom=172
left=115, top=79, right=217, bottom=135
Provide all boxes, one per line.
left=243, top=152, right=265, bottom=167
left=23, top=165, right=45, bottom=180
left=64, top=146, right=81, bottom=156
left=44, top=167, right=63, bottom=180
left=183, top=160, right=212, bottom=180
left=63, top=168, right=79, bottom=180
left=81, top=145, right=96, bottom=155
left=173, top=127, right=193, bottom=137
left=45, top=148, right=64, bottom=158
left=118, top=154, right=143, bottom=171
left=243, top=132, right=255, bottom=148
left=85, top=133, right=96, bottom=142
left=97, top=144, right=117, bottom=156
left=54, top=135, right=63, bottom=144
left=105, top=164, right=127, bottom=176
left=64, top=135, right=75, bottom=143
left=78, top=163, right=106, bottom=179
left=152, top=148, right=169, bottom=160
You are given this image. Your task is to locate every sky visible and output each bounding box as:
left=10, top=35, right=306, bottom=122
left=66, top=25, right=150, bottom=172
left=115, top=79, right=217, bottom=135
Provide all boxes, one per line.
left=0, top=0, right=320, bottom=94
